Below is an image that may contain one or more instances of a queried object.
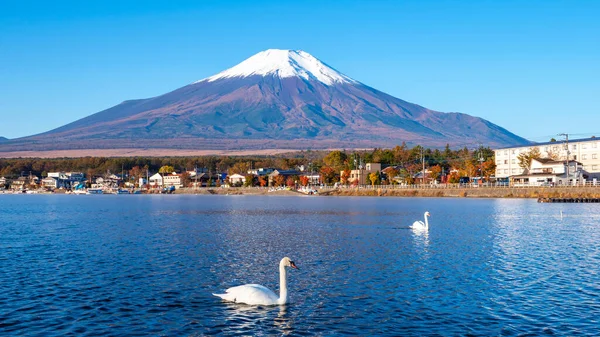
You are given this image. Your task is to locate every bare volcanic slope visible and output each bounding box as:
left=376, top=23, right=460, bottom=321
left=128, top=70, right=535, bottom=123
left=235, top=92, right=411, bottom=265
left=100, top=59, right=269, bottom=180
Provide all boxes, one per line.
left=0, top=49, right=529, bottom=153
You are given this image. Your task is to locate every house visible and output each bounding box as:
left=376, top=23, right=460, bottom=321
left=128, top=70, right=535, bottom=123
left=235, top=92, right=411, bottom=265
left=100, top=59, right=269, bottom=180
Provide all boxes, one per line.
left=248, top=168, right=274, bottom=176
left=228, top=173, right=246, bottom=186
left=42, top=176, right=59, bottom=189
left=494, top=137, right=600, bottom=179
left=163, top=172, right=183, bottom=189
left=511, top=158, right=587, bottom=186
left=0, top=176, right=7, bottom=189
left=301, top=173, right=321, bottom=186
left=344, top=163, right=382, bottom=185
left=149, top=173, right=163, bottom=188
left=10, top=177, right=27, bottom=190
left=268, top=169, right=302, bottom=186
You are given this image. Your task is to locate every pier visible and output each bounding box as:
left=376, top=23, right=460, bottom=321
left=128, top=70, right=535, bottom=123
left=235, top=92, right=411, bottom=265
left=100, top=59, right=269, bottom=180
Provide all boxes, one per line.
left=538, top=197, right=600, bottom=203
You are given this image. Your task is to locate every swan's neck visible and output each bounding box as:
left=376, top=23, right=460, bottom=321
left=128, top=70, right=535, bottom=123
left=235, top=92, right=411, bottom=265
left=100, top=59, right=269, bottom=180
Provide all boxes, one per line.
left=278, top=264, right=288, bottom=304
left=424, top=215, right=429, bottom=229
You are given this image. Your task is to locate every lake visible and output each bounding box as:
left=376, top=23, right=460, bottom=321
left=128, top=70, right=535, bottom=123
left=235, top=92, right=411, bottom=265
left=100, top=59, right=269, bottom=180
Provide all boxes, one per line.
left=1, top=195, right=599, bottom=336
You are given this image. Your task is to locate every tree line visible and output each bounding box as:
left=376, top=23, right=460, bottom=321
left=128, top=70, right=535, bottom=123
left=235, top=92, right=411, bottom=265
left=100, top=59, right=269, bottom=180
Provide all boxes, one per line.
left=0, top=143, right=496, bottom=184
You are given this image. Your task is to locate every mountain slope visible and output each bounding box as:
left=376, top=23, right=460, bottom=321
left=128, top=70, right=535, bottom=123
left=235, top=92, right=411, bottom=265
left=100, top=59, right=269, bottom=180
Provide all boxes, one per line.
left=0, top=49, right=529, bottom=152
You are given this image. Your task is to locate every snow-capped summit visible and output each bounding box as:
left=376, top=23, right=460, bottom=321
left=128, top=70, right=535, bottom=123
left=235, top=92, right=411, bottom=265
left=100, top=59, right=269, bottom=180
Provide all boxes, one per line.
left=197, top=49, right=357, bottom=86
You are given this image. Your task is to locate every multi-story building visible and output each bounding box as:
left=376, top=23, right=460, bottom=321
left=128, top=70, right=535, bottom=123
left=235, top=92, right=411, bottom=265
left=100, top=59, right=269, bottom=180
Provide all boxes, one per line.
left=494, top=137, right=600, bottom=179
left=163, top=172, right=183, bottom=189
left=344, top=163, right=382, bottom=185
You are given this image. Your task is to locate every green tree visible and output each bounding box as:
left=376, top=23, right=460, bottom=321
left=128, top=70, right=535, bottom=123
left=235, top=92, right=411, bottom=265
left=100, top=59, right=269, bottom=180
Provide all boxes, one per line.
left=243, top=174, right=255, bottom=187
left=323, top=151, right=347, bottom=172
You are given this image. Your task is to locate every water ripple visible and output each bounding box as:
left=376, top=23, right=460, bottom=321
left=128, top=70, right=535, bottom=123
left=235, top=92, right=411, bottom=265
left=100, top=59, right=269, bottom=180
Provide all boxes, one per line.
left=1, top=195, right=599, bottom=335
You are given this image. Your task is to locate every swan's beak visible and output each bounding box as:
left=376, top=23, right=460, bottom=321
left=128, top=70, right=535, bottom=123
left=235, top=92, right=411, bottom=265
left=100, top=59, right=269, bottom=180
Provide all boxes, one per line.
left=290, top=261, right=299, bottom=270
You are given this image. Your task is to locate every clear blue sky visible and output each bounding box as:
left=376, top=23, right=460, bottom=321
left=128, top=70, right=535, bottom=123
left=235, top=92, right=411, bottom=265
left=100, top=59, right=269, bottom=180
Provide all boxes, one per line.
left=1, top=0, right=598, bottom=143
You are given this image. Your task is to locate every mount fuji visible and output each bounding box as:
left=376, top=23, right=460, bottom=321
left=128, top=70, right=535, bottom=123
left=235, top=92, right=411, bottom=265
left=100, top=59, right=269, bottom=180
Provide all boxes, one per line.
left=0, top=49, right=528, bottom=153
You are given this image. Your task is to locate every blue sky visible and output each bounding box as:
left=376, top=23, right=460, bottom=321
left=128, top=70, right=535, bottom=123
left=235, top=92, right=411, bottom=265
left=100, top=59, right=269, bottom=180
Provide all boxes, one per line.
left=1, top=0, right=598, bottom=143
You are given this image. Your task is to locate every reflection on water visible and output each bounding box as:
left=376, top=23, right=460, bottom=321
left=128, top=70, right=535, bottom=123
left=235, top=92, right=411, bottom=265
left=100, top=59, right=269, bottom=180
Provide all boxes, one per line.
left=1, top=195, right=600, bottom=336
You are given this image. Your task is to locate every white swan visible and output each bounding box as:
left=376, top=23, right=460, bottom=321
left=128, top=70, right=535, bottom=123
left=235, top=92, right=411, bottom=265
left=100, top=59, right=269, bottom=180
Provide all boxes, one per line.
left=213, top=257, right=299, bottom=306
left=411, top=211, right=430, bottom=230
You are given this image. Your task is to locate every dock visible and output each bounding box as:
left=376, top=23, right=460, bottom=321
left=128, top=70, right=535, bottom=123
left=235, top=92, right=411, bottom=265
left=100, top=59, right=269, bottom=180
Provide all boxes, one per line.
left=538, top=197, right=600, bottom=203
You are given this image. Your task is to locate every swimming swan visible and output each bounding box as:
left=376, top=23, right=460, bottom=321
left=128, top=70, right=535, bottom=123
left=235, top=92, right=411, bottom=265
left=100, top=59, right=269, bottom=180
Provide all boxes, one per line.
left=213, top=257, right=299, bottom=305
left=412, top=211, right=430, bottom=230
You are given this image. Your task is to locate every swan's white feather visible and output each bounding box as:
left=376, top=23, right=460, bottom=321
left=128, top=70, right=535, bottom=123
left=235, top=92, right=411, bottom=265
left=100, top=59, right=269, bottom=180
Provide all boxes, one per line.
left=214, top=284, right=279, bottom=305
left=412, top=220, right=426, bottom=229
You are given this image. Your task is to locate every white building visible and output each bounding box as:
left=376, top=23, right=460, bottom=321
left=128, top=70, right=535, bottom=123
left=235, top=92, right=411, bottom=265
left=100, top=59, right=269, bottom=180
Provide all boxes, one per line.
left=494, top=137, right=600, bottom=179
left=228, top=173, right=246, bottom=185
left=163, top=172, right=183, bottom=189
left=149, top=173, right=163, bottom=187
left=511, top=158, right=587, bottom=186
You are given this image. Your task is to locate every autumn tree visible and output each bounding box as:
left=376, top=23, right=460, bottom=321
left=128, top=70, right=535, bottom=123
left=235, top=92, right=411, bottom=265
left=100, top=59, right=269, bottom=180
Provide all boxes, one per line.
left=386, top=168, right=399, bottom=185
left=546, top=148, right=560, bottom=160
left=480, top=159, right=496, bottom=180
left=447, top=171, right=460, bottom=183
left=258, top=176, right=267, bottom=187
left=340, top=169, right=351, bottom=185
left=129, top=166, right=144, bottom=186
left=320, top=166, right=337, bottom=185
left=286, top=177, right=295, bottom=188
left=274, top=175, right=285, bottom=187
left=180, top=172, right=191, bottom=187
left=228, top=162, right=251, bottom=175
left=159, top=165, right=175, bottom=174
left=368, top=171, right=381, bottom=186
left=429, top=165, right=442, bottom=183
left=517, top=148, right=542, bottom=171
left=299, top=176, right=309, bottom=186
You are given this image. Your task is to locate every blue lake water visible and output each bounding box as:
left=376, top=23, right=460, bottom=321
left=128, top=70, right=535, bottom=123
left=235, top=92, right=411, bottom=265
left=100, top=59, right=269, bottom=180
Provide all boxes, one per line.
left=1, top=194, right=599, bottom=336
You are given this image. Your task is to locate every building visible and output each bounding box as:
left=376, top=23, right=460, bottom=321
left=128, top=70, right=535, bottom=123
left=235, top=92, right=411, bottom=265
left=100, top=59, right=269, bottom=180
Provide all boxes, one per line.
left=345, top=163, right=382, bottom=185
left=228, top=173, right=246, bottom=186
left=149, top=173, right=163, bottom=188
left=268, top=169, right=302, bottom=186
left=10, top=177, right=27, bottom=190
left=0, top=177, right=7, bottom=189
left=511, top=158, right=587, bottom=186
left=494, top=137, right=600, bottom=179
left=163, top=172, right=183, bottom=189
left=248, top=168, right=274, bottom=176
left=41, top=176, right=59, bottom=189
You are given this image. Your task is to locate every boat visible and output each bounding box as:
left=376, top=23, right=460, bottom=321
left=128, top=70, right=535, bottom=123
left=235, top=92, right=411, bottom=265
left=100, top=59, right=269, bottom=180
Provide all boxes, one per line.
left=86, top=188, right=104, bottom=195
left=117, top=189, right=130, bottom=194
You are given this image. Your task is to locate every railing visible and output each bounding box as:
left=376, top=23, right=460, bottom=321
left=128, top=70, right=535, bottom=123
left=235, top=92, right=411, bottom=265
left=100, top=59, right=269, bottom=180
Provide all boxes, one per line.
left=314, top=181, right=600, bottom=190
left=178, top=181, right=600, bottom=192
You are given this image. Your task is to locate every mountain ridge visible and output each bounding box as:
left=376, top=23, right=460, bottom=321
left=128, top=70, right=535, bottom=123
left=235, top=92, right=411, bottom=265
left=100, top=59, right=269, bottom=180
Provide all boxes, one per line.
left=0, top=49, right=530, bottom=153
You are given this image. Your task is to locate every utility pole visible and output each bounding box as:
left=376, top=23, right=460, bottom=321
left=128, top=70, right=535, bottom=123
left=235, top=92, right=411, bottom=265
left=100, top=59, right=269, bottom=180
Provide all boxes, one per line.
left=478, top=144, right=485, bottom=183
left=421, top=147, right=425, bottom=185
left=559, top=133, right=569, bottom=185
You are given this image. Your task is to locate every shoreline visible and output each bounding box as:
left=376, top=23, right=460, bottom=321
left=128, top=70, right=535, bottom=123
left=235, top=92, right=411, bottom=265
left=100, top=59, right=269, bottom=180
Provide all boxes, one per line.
left=5, top=186, right=600, bottom=199
left=173, top=186, right=600, bottom=199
